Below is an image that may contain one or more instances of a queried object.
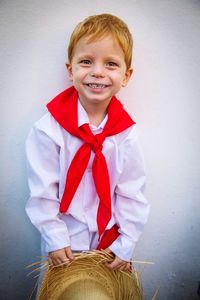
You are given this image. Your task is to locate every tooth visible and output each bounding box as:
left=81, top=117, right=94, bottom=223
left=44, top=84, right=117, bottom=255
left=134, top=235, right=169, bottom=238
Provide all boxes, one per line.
left=88, top=84, right=106, bottom=88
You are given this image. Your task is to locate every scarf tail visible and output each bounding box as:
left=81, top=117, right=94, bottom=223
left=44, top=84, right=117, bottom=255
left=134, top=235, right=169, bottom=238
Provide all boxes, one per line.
left=92, top=151, right=112, bottom=238
left=60, top=144, right=91, bottom=212
left=97, top=224, right=120, bottom=250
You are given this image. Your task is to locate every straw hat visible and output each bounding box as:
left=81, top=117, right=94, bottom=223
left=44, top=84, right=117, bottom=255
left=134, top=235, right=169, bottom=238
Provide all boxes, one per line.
left=37, top=250, right=143, bottom=300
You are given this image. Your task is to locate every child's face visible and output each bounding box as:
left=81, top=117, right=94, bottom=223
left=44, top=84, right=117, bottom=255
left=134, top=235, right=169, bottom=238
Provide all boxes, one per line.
left=66, top=36, right=133, bottom=108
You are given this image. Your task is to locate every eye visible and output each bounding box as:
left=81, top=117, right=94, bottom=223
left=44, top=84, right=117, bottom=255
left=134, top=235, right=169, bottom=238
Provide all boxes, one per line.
left=106, top=62, right=118, bottom=68
left=79, top=59, right=92, bottom=65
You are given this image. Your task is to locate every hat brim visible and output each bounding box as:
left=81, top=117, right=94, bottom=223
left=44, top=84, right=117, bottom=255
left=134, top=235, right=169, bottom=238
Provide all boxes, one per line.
left=37, top=250, right=143, bottom=300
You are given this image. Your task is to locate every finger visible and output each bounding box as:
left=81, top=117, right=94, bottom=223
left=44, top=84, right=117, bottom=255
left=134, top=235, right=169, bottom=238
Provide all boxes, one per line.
left=119, top=264, right=127, bottom=271
left=48, top=253, right=62, bottom=266
left=52, top=257, right=63, bottom=266
left=104, top=248, right=112, bottom=254
left=115, top=262, right=127, bottom=270
left=48, top=257, right=53, bottom=266
left=125, top=262, right=132, bottom=271
left=108, top=262, right=124, bottom=270
left=106, top=257, right=124, bottom=270
left=65, top=247, right=74, bottom=261
left=49, top=253, right=66, bottom=266
left=119, top=262, right=130, bottom=271
left=48, top=254, right=58, bottom=266
left=55, top=259, right=69, bottom=267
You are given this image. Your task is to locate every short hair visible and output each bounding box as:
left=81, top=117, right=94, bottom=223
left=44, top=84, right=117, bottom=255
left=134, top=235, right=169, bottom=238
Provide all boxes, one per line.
left=68, top=14, right=133, bottom=69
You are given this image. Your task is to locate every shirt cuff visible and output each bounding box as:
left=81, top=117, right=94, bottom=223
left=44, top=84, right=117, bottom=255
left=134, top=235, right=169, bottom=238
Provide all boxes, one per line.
left=42, top=228, right=71, bottom=253
left=108, top=234, right=136, bottom=261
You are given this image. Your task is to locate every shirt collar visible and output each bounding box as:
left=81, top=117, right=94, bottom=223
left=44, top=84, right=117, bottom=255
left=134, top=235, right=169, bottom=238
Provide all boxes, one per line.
left=78, top=98, right=108, bottom=130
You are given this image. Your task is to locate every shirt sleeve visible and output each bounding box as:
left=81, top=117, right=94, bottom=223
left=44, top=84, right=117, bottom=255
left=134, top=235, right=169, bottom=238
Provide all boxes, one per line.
left=109, top=126, right=150, bottom=261
left=25, top=124, right=70, bottom=253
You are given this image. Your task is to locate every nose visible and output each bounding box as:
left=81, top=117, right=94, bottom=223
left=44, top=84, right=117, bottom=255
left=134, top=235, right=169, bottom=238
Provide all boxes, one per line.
left=90, top=63, right=105, bottom=78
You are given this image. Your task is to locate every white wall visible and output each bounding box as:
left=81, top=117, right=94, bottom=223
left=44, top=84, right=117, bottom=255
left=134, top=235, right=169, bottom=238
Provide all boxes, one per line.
left=0, top=0, right=200, bottom=299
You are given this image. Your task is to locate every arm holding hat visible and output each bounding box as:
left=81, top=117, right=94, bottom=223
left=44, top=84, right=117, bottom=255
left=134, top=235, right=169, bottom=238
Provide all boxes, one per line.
left=25, top=122, right=74, bottom=265
left=107, top=125, right=150, bottom=268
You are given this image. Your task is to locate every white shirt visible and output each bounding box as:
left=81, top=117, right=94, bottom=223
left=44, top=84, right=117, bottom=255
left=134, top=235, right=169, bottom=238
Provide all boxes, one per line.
left=25, top=99, right=150, bottom=261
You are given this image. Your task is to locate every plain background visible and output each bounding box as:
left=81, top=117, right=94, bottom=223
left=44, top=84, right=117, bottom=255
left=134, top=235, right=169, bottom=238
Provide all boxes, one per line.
left=0, top=0, right=200, bottom=299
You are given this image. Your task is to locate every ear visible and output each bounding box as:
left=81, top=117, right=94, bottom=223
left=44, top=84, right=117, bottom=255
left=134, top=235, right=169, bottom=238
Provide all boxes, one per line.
left=66, top=63, right=73, bottom=81
left=122, top=68, right=133, bottom=87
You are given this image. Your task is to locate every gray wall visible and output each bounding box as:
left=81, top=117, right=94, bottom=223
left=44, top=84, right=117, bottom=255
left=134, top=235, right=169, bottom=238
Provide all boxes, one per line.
left=0, top=0, right=200, bottom=299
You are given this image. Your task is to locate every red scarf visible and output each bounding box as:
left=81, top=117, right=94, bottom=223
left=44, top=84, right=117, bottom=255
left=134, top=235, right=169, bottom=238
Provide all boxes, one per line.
left=47, top=86, right=135, bottom=245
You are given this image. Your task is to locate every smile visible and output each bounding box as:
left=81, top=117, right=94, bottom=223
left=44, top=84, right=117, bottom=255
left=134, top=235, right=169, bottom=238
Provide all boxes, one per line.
left=85, top=83, right=110, bottom=89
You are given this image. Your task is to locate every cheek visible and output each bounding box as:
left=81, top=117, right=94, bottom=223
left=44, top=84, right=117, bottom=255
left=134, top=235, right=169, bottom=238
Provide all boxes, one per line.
left=73, top=67, right=88, bottom=79
left=110, top=69, right=126, bottom=79
left=111, top=73, right=125, bottom=85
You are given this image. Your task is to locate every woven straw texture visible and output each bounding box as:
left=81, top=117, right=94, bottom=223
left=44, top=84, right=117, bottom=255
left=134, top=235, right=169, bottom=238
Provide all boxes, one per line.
left=37, top=250, right=143, bottom=300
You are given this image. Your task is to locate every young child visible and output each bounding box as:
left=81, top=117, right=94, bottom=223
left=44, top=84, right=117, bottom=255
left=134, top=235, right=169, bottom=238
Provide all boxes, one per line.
left=25, top=13, right=150, bottom=274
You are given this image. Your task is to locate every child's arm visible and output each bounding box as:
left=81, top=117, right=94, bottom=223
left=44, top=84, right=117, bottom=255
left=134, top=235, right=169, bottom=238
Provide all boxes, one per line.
left=25, top=121, right=73, bottom=265
left=108, top=125, right=150, bottom=265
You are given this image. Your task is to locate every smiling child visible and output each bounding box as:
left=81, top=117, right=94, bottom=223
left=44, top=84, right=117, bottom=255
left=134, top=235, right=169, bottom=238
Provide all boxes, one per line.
left=25, top=13, right=150, bottom=276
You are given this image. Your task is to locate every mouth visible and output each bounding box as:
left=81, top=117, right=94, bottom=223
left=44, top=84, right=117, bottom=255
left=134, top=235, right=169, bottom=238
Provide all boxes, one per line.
left=84, top=83, right=110, bottom=89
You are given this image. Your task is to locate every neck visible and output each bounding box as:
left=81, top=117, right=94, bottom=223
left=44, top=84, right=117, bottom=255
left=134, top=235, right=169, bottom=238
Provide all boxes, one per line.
left=79, top=98, right=110, bottom=127
left=88, top=112, right=106, bottom=127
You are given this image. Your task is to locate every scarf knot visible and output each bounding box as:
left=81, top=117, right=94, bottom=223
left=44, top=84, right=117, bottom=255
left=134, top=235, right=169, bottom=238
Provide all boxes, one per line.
left=92, top=134, right=105, bottom=153
left=80, top=124, right=105, bottom=153
left=90, top=142, right=102, bottom=153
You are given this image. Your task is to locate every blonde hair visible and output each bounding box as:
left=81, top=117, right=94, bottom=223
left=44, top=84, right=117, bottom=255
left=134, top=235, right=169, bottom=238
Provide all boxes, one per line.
left=68, top=14, right=133, bottom=69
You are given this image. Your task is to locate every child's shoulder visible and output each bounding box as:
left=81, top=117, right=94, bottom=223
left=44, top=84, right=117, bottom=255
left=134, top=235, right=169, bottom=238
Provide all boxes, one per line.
left=33, top=110, right=65, bottom=133
left=116, top=122, right=139, bottom=145
left=30, top=111, right=63, bottom=143
left=33, top=111, right=56, bottom=130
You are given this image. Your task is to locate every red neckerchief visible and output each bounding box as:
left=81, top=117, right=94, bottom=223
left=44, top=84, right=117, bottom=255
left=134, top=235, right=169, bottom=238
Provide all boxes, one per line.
left=47, top=86, right=135, bottom=240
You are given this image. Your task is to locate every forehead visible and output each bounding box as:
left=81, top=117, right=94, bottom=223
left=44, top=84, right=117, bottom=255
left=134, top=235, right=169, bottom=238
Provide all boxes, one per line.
left=72, top=35, right=125, bottom=59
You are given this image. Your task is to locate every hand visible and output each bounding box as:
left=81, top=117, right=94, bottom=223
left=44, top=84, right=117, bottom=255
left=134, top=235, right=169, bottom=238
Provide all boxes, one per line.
left=48, top=246, right=74, bottom=266
left=105, top=248, right=132, bottom=271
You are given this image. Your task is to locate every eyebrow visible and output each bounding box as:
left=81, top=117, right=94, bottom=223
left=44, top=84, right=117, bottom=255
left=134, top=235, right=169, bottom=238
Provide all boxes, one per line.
left=76, top=54, right=93, bottom=59
left=77, top=54, right=122, bottom=62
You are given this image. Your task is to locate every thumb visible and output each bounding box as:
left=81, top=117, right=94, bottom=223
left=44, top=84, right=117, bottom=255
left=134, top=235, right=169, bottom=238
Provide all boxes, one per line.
left=105, top=256, right=119, bottom=270
left=64, top=247, right=74, bottom=261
